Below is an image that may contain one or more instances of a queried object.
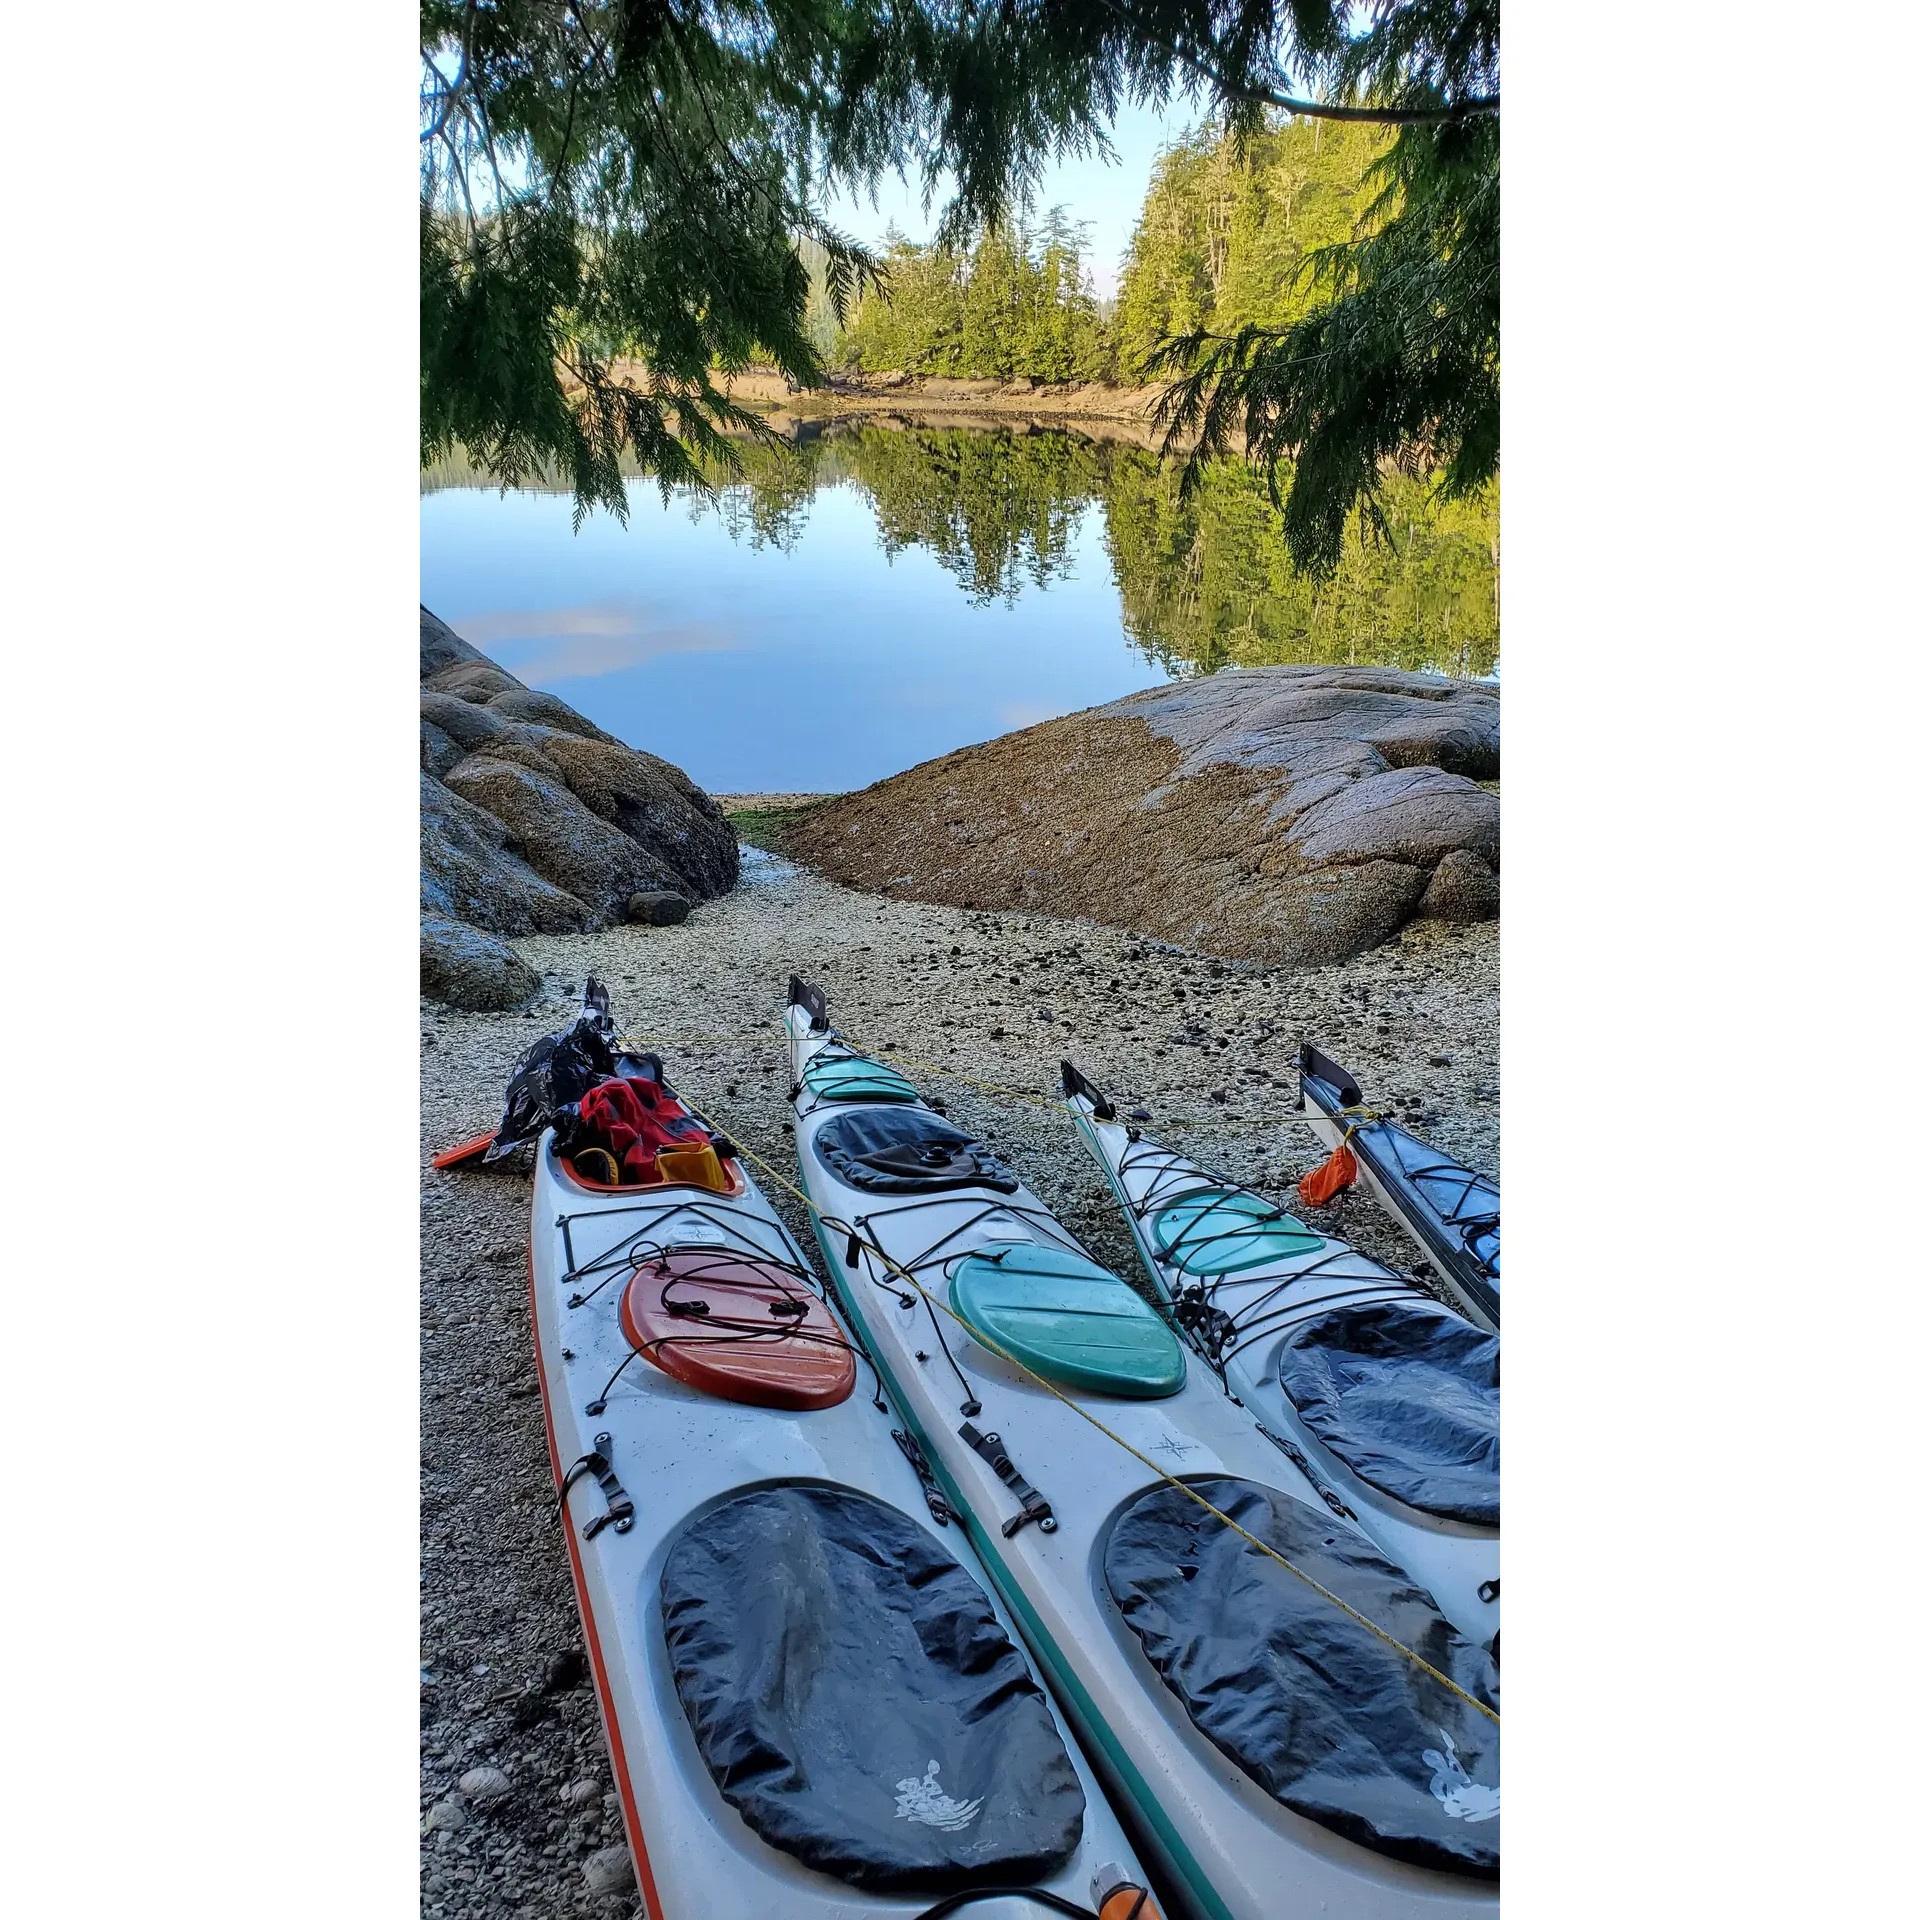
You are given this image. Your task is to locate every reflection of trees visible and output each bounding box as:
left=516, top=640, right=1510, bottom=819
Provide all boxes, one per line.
left=422, top=424, right=1497, bottom=675
left=1103, top=453, right=1499, bottom=679
left=833, top=428, right=1104, bottom=605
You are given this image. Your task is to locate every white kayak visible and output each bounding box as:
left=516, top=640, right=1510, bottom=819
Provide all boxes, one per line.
left=1061, top=1061, right=1500, bottom=1651
left=517, top=1005, right=1158, bottom=1920
left=784, top=980, right=1500, bottom=1920
left=1299, top=1044, right=1501, bottom=1332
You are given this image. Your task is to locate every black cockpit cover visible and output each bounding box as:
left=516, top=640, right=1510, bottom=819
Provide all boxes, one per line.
left=1105, top=1477, right=1500, bottom=1878
left=660, top=1485, right=1084, bottom=1889
left=811, top=1108, right=1019, bottom=1196
left=1274, top=1302, right=1499, bottom=1525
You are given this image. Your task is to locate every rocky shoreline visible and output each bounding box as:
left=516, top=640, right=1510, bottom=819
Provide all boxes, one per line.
left=419, top=849, right=1497, bottom=1918
left=421, top=608, right=741, bottom=1009
left=787, top=667, right=1500, bottom=966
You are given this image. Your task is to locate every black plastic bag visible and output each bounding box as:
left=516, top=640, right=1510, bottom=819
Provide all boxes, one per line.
left=484, top=974, right=658, bottom=1161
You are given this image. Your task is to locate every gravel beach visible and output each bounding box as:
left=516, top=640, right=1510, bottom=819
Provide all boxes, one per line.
left=419, top=846, right=1498, bottom=1918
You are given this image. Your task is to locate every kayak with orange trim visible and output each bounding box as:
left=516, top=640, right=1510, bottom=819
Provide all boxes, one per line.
left=497, top=983, right=1160, bottom=1920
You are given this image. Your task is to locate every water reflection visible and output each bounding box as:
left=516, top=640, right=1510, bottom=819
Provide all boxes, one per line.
left=421, top=422, right=1495, bottom=790
left=424, top=422, right=1498, bottom=682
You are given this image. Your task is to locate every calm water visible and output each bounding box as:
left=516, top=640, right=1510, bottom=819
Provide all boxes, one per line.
left=420, top=424, right=1498, bottom=793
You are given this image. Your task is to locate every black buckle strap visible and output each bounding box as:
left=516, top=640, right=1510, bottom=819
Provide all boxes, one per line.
left=959, top=1422, right=1058, bottom=1536
left=557, top=1432, right=635, bottom=1540
left=1478, top=1577, right=1500, bottom=1604
left=892, top=1429, right=953, bottom=1526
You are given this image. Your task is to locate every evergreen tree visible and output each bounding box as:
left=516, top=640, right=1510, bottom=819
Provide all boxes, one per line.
left=1151, top=3, right=1499, bottom=573
left=421, top=2, right=1496, bottom=562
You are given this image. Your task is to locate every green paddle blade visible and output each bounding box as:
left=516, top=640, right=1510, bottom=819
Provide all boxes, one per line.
left=1149, top=1188, right=1326, bottom=1277
left=950, top=1242, right=1186, bottom=1400
left=801, top=1053, right=919, bottom=1103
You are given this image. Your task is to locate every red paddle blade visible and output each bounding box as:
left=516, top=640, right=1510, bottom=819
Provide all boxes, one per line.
left=432, top=1131, right=497, bottom=1171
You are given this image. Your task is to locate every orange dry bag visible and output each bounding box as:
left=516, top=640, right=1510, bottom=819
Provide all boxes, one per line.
left=1298, top=1141, right=1359, bottom=1207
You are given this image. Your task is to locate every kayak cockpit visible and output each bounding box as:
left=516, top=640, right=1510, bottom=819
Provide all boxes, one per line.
left=663, top=1484, right=1089, bottom=1891
left=1270, top=1303, right=1500, bottom=1526
left=1105, top=1475, right=1500, bottom=1879
left=813, top=1106, right=1021, bottom=1196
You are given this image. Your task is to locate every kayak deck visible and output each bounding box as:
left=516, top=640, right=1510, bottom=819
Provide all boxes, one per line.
left=529, top=1135, right=1151, bottom=1919
left=786, top=997, right=1499, bottom=1920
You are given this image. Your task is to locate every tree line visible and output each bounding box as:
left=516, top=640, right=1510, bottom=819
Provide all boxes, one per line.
left=819, top=116, right=1392, bottom=389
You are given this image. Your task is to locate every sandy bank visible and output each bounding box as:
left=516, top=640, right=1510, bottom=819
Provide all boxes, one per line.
left=420, top=852, right=1496, bottom=1914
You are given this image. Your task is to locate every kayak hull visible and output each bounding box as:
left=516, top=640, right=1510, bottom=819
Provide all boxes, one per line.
left=787, top=1010, right=1499, bottom=1920
left=526, top=1138, right=1149, bottom=1920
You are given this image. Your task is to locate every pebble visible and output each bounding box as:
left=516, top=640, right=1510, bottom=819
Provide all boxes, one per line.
left=423, top=1798, right=468, bottom=1833
left=580, top=1845, right=637, bottom=1898
left=459, top=1766, right=513, bottom=1804
left=561, top=1778, right=603, bottom=1809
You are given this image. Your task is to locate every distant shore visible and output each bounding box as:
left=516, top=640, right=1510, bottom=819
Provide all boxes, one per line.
left=726, top=367, right=1165, bottom=419
left=553, top=363, right=1200, bottom=452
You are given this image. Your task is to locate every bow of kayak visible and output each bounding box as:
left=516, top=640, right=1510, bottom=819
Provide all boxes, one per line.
left=1299, top=1044, right=1501, bottom=1331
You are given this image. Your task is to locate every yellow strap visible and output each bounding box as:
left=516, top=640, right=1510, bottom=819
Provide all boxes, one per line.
left=684, top=1087, right=1499, bottom=1729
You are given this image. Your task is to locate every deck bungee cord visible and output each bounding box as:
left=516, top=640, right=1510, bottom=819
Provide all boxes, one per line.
left=575, top=1254, right=877, bottom=1418
left=676, top=1087, right=1499, bottom=1731
left=1089, top=1127, right=1426, bottom=1368
left=551, top=1193, right=894, bottom=1415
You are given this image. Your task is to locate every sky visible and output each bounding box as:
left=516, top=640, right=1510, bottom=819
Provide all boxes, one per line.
left=821, top=94, right=1206, bottom=300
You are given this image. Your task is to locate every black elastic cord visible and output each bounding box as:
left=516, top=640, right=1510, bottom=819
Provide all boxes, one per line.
left=909, top=1889, right=1099, bottom=1920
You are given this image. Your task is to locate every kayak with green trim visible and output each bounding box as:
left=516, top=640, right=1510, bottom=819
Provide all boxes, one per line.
left=785, top=978, right=1500, bottom=1920
left=1061, top=1061, right=1498, bottom=1651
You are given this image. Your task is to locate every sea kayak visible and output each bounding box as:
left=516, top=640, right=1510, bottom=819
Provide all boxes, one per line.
left=784, top=979, right=1500, bottom=1920
left=509, top=993, right=1158, bottom=1920
left=1299, top=1044, right=1501, bottom=1332
left=1061, top=1061, right=1499, bottom=1650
